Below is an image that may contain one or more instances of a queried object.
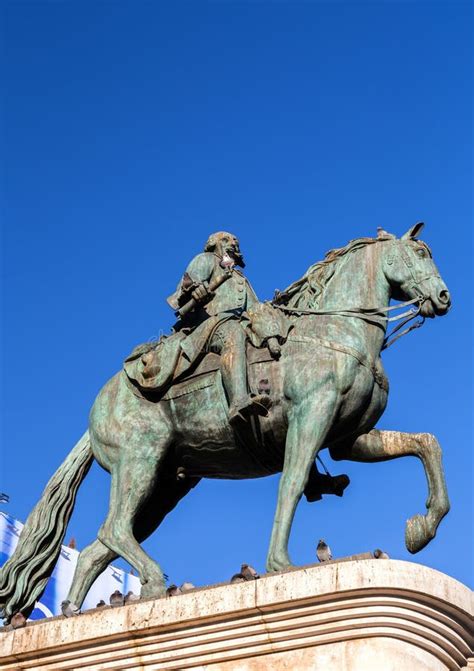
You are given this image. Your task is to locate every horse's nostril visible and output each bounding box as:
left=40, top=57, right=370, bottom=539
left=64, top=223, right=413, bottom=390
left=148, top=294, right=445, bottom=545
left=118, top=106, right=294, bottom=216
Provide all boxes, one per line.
left=439, top=290, right=450, bottom=305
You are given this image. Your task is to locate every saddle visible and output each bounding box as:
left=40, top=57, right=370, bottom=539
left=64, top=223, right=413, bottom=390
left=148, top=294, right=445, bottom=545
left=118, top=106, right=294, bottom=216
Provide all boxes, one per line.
left=124, top=335, right=275, bottom=400
left=124, top=332, right=186, bottom=393
left=124, top=302, right=292, bottom=399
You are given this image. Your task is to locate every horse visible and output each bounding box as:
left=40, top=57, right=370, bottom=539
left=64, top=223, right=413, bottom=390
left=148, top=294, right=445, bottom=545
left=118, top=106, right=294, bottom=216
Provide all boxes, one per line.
left=0, top=223, right=451, bottom=622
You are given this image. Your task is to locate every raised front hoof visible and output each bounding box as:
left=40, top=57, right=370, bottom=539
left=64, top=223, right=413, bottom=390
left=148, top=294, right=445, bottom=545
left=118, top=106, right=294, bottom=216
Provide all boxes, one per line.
left=61, top=600, right=81, bottom=617
left=140, top=581, right=167, bottom=600
left=405, top=514, right=434, bottom=554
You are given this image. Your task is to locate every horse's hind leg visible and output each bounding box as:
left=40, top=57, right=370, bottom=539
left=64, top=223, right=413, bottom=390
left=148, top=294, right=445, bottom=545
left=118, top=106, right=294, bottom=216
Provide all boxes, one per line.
left=330, top=429, right=450, bottom=553
left=98, top=453, right=202, bottom=600
left=97, top=452, right=170, bottom=599
left=65, top=474, right=200, bottom=613
left=63, top=539, right=117, bottom=614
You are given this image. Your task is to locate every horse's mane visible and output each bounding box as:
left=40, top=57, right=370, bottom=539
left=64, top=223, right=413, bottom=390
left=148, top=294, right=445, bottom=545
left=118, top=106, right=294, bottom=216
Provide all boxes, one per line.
left=273, top=236, right=385, bottom=310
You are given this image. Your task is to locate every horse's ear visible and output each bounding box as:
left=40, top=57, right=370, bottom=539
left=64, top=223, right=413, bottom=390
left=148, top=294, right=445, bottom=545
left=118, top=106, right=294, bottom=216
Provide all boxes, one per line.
left=402, top=222, right=425, bottom=240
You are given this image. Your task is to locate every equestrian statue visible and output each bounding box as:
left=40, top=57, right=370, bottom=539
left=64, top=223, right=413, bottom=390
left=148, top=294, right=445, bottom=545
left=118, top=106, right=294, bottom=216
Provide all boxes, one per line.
left=0, top=222, right=452, bottom=623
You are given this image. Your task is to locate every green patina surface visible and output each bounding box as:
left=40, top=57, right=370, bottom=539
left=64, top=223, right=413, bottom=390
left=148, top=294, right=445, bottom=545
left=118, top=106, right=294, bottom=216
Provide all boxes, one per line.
left=0, top=224, right=452, bottom=623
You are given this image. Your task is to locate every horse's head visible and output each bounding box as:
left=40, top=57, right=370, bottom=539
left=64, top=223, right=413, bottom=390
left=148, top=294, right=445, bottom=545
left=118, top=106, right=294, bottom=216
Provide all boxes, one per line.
left=382, top=223, right=451, bottom=318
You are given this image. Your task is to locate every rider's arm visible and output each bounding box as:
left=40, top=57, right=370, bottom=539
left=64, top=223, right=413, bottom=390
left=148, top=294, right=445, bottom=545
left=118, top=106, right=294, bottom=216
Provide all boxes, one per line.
left=177, top=253, right=214, bottom=306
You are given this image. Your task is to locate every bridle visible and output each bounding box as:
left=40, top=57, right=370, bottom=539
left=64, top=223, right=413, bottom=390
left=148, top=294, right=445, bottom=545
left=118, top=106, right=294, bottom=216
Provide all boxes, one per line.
left=272, top=238, right=440, bottom=350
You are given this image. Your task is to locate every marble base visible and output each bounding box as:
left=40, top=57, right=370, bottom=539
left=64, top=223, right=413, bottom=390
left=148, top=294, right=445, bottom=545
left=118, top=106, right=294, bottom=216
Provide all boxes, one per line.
left=0, top=559, right=472, bottom=670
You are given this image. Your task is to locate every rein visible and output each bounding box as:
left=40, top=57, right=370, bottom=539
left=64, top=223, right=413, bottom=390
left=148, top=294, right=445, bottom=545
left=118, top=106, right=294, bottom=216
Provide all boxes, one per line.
left=273, top=296, right=419, bottom=322
left=272, top=236, right=447, bottom=350
left=273, top=296, right=425, bottom=350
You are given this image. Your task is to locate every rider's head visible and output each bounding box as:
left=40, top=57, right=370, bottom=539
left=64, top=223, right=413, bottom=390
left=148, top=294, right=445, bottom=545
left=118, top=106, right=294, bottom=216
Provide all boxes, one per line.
left=205, top=232, right=245, bottom=268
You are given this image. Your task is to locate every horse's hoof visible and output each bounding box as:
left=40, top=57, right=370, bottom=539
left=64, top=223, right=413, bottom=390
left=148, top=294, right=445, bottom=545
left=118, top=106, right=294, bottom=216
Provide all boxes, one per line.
left=405, top=514, right=433, bottom=554
left=266, top=556, right=292, bottom=573
left=61, top=600, right=81, bottom=617
left=140, top=581, right=166, bottom=600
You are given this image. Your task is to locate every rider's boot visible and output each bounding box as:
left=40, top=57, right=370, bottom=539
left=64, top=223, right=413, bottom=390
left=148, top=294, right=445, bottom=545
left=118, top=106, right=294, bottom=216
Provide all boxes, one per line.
left=221, top=340, right=271, bottom=424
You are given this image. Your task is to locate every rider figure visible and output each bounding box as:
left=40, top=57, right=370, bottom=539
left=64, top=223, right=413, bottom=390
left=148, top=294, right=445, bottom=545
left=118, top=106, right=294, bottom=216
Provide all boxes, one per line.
left=167, top=231, right=350, bottom=499
left=168, top=231, right=272, bottom=424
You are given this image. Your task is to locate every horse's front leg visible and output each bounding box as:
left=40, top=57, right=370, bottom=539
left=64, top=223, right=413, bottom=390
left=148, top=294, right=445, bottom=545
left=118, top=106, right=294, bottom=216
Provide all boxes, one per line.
left=267, top=395, right=337, bottom=573
left=330, top=429, right=450, bottom=553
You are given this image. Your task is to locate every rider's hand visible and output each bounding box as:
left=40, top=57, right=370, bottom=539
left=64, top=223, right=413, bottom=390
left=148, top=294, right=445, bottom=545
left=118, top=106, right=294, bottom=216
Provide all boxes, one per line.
left=192, top=282, right=214, bottom=304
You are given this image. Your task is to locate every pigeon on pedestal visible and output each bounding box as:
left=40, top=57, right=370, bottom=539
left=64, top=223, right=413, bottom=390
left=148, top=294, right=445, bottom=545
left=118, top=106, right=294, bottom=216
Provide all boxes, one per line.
left=373, top=548, right=390, bottom=559
left=230, top=573, right=246, bottom=583
left=124, top=591, right=140, bottom=603
left=316, top=539, right=332, bottom=562
left=109, top=590, right=124, bottom=607
left=240, top=563, right=259, bottom=580
left=166, top=584, right=182, bottom=597
left=62, top=600, right=81, bottom=617
left=10, top=612, right=27, bottom=629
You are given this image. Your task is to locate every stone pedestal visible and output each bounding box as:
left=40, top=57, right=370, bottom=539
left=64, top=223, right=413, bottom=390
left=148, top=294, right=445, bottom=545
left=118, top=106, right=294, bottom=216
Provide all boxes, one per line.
left=0, top=559, right=472, bottom=670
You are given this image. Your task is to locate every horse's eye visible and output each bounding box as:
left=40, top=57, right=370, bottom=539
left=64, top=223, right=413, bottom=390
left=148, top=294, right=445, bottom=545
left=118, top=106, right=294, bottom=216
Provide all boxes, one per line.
left=416, top=248, right=426, bottom=258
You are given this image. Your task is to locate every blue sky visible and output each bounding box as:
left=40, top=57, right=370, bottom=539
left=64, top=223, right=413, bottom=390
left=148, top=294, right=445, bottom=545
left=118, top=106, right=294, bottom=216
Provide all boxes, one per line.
left=1, top=1, right=472, bottom=593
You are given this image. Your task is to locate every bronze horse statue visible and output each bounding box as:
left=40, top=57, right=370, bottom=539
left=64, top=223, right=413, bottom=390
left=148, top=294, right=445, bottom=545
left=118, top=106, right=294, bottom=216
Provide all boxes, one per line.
left=0, top=223, right=451, bottom=622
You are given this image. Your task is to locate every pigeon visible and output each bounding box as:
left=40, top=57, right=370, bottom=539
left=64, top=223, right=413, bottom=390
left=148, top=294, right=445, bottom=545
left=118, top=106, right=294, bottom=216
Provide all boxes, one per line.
left=316, top=539, right=332, bottom=562
left=96, top=600, right=106, bottom=608
left=180, top=582, right=196, bottom=593
left=124, top=590, right=140, bottom=603
left=240, top=563, right=259, bottom=580
left=230, top=573, right=246, bottom=583
left=373, top=549, right=390, bottom=559
left=62, top=600, right=81, bottom=617
left=10, top=612, right=27, bottom=629
left=166, top=584, right=182, bottom=597
left=109, top=590, right=124, bottom=607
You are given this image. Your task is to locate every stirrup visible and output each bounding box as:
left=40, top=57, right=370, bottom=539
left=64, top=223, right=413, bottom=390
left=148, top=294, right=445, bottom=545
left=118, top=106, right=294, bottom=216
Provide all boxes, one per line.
left=228, top=394, right=272, bottom=425
left=250, top=393, right=272, bottom=415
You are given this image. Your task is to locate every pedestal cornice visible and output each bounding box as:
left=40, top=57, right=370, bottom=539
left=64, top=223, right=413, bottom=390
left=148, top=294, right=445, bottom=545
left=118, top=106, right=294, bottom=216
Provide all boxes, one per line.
left=0, top=559, right=472, bottom=670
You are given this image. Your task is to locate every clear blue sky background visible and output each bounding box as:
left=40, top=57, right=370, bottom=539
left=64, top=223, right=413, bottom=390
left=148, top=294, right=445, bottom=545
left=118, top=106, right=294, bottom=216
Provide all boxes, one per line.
left=1, top=1, right=472, bottom=593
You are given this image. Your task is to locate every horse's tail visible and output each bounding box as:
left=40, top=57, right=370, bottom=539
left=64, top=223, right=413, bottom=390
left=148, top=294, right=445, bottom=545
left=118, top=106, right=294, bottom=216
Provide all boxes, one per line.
left=0, top=431, right=93, bottom=622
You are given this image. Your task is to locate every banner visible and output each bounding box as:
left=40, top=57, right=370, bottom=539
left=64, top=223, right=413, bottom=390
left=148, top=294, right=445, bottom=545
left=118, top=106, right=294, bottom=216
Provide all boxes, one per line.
left=0, top=512, right=141, bottom=620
